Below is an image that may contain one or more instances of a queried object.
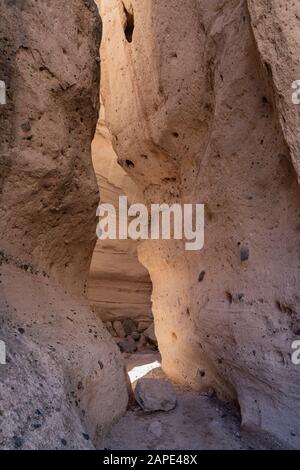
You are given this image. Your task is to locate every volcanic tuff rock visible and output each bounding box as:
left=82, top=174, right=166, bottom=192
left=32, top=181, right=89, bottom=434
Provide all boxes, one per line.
left=1, top=0, right=299, bottom=451
left=99, top=0, right=300, bottom=448
left=88, top=106, right=153, bottom=323
left=0, top=0, right=127, bottom=449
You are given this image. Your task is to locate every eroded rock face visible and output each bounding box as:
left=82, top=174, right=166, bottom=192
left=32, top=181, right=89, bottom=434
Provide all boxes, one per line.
left=88, top=106, right=153, bottom=323
left=247, top=0, right=300, bottom=181
left=99, top=0, right=300, bottom=447
left=0, top=0, right=127, bottom=449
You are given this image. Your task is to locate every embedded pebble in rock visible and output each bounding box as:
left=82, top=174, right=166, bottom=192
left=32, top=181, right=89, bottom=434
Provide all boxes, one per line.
left=240, top=246, right=250, bottom=262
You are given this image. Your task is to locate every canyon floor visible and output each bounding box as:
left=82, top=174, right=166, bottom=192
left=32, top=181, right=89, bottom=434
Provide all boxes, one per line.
left=103, top=353, right=279, bottom=451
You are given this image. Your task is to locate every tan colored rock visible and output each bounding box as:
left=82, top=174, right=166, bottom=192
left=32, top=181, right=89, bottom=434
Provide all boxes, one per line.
left=105, top=321, right=118, bottom=337
left=0, top=0, right=127, bottom=450
left=123, top=318, right=137, bottom=336
left=113, top=320, right=126, bottom=338
left=247, top=0, right=300, bottom=183
left=99, top=0, right=300, bottom=448
left=88, top=105, right=153, bottom=324
left=137, top=321, right=151, bottom=333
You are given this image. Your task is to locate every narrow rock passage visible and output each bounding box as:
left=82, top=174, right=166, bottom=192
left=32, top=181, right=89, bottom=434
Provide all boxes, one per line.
left=104, top=353, right=279, bottom=451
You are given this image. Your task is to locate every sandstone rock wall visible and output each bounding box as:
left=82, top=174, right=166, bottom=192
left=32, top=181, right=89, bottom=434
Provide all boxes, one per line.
left=99, top=0, right=300, bottom=448
left=0, top=0, right=127, bottom=449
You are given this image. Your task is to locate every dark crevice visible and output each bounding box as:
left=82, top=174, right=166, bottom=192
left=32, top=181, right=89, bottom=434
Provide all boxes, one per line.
left=125, top=159, right=135, bottom=168
left=122, top=3, right=134, bottom=43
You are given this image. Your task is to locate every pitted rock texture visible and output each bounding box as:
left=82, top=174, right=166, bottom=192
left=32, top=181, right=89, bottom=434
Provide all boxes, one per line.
left=247, top=0, right=300, bottom=181
left=0, top=0, right=128, bottom=449
left=99, top=0, right=300, bottom=448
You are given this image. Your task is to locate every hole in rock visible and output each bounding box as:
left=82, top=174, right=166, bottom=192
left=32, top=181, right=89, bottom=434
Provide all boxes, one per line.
left=122, top=3, right=134, bottom=43
left=125, top=159, right=135, bottom=168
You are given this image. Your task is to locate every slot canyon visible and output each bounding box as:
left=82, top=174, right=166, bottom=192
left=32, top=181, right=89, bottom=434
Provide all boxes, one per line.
left=0, top=0, right=300, bottom=451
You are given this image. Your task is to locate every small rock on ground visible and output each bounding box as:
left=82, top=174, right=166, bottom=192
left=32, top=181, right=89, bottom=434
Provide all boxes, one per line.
left=118, top=337, right=137, bottom=354
left=113, top=320, right=126, bottom=338
left=123, top=319, right=137, bottom=336
left=148, top=421, right=163, bottom=438
left=144, top=323, right=158, bottom=346
left=135, top=378, right=177, bottom=412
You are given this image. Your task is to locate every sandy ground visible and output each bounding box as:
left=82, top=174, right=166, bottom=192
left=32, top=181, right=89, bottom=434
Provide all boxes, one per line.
left=103, top=353, right=279, bottom=450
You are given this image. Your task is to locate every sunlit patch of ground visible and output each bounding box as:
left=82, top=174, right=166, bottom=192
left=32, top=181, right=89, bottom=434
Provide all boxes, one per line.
left=104, top=353, right=280, bottom=450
